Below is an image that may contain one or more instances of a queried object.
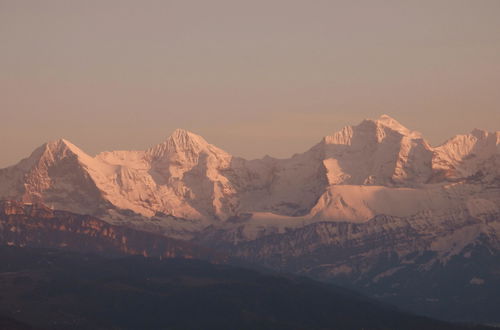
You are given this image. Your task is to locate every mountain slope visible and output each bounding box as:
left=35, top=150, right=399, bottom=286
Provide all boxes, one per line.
left=201, top=203, right=500, bottom=323
left=0, top=115, right=499, bottom=324
left=0, top=139, right=109, bottom=215
left=0, top=200, right=224, bottom=262
left=0, top=246, right=488, bottom=330
left=1, top=115, right=497, bottom=234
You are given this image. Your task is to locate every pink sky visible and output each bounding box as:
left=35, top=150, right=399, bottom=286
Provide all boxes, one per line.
left=1, top=0, right=499, bottom=167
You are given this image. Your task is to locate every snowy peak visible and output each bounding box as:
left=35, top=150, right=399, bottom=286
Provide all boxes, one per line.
left=318, top=115, right=433, bottom=186
left=41, top=138, right=91, bottom=162
left=323, top=115, right=422, bottom=146
left=12, top=138, right=91, bottom=174
left=46, top=138, right=76, bottom=150
left=0, top=137, right=107, bottom=213
left=432, top=128, right=500, bottom=180
left=435, top=129, right=499, bottom=162
left=147, top=128, right=227, bottom=161
left=374, top=114, right=411, bottom=131
left=362, top=114, right=423, bottom=140
left=0, top=115, right=497, bottom=229
left=167, top=129, right=208, bottom=150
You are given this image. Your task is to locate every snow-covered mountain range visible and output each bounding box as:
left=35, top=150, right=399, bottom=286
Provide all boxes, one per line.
left=1, top=115, right=498, bottom=236
left=1, top=114, right=499, bottom=322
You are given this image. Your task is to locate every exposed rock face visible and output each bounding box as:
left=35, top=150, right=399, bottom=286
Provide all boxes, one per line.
left=209, top=210, right=500, bottom=277
left=196, top=206, right=500, bottom=323
left=0, top=201, right=224, bottom=262
left=0, top=139, right=109, bottom=215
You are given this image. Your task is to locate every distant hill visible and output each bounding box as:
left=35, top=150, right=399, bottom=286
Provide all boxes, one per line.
left=0, top=246, right=487, bottom=330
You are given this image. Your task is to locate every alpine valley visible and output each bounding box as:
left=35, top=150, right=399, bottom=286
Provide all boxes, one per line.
left=1, top=115, right=499, bottom=324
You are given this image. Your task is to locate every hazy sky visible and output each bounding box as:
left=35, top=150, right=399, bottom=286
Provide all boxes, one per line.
left=1, top=0, right=499, bottom=167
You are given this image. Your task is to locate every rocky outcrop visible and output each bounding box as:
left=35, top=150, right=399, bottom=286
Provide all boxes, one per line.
left=0, top=201, right=224, bottom=262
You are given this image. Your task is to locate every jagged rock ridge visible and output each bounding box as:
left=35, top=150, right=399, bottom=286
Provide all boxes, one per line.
left=0, top=200, right=224, bottom=262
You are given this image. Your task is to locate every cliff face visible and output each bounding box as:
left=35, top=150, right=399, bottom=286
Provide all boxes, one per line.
left=212, top=211, right=500, bottom=276
left=197, top=208, right=500, bottom=323
left=0, top=201, right=224, bottom=262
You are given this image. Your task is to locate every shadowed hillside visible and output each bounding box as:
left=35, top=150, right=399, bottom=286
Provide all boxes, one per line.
left=0, top=246, right=490, bottom=330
